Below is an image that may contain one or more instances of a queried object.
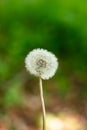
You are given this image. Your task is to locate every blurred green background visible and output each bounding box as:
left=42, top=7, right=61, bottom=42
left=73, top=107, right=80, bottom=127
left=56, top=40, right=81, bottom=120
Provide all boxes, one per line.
left=0, top=0, right=87, bottom=129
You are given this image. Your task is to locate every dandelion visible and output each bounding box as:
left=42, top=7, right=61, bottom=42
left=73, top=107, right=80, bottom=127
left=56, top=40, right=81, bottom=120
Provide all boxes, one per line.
left=25, top=48, right=58, bottom=80
left=25, top=48, right=58, bottom=130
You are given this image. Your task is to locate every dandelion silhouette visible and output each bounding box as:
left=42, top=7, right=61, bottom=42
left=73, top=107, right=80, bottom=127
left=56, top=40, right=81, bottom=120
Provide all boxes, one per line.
left=25, top=48, right=58, bottom=130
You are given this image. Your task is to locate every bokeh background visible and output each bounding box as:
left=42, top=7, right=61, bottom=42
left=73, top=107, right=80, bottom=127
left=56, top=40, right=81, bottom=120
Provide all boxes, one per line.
left=0, top=0, right=87, bottom=129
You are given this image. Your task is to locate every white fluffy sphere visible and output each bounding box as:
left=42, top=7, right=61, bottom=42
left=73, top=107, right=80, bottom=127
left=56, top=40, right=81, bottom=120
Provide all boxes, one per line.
left=25, top=48, right=58, bottom=80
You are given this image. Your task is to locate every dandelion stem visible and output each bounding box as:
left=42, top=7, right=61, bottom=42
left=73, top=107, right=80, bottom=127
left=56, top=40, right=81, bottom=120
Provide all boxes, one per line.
left=39, top=77, right=46, bottom=130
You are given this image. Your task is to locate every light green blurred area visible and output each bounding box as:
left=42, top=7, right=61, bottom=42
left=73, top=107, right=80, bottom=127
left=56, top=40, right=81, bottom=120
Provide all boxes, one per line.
left=0, top=0, right=87, bottom=119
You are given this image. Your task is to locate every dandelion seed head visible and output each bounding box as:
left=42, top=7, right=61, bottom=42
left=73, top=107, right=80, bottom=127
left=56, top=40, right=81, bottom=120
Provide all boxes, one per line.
left=25, top=48, right=58, bottom=80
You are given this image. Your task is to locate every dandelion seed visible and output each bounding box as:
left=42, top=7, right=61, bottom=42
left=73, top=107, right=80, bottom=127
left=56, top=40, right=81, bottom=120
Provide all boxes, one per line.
left=25, top=48, right=58, bottom=80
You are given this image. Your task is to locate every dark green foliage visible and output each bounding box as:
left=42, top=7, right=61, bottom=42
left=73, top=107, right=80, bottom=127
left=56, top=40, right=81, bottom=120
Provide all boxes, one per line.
left=0, top=0, right=87, bottom=109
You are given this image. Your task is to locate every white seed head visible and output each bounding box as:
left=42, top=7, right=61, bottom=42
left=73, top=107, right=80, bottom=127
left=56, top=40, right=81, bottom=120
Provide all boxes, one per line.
left=25, top=48, right=58, bottom=80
